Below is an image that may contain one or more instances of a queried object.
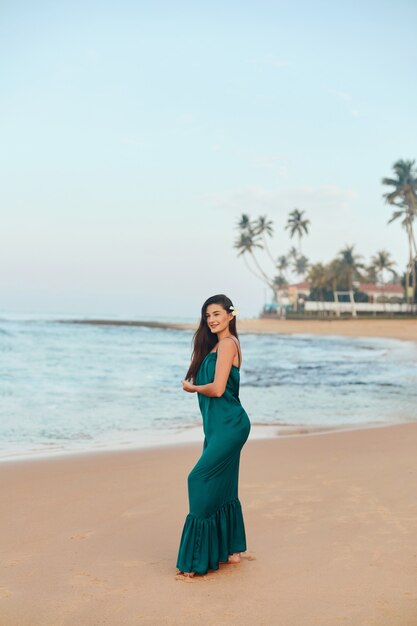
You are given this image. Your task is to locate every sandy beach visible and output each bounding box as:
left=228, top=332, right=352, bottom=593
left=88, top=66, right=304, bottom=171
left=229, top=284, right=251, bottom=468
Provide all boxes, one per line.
left=1, top=422, right=417, bottom=626
left=2, top=317, right=417, bottom=625
left=234, top=318, right=417, bottom=342
left=69, top=318, right=417, bottom=343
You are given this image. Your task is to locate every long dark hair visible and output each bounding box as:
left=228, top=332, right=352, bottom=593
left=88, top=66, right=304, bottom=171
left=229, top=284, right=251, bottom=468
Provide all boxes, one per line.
left=185, top=294, right=239, bottom=383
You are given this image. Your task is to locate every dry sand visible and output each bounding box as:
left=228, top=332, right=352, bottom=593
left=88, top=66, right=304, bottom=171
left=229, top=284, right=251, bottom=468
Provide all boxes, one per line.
left=1, top=422, right=417, bottom=626
left=172, top=318, right=417, bottom=343
left=69, top=317, right=417, bottom=343
left=234, top=318, right=417, bottom=342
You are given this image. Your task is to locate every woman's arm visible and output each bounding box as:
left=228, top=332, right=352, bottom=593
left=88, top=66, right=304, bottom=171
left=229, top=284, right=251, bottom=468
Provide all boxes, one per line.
left=182, top=339, right=236, bottom=397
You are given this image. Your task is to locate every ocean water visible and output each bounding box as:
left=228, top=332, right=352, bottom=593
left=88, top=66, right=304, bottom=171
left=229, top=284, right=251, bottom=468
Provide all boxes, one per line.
left=1, top=312, right=417, bottom=461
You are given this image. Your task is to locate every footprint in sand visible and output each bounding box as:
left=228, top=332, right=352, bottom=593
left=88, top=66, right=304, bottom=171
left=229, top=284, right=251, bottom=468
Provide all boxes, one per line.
left=122, top=505, right=165, bottom=519
left=0, top=586, right=11, bottom=598
left=3, top=554, right=32, bottom=567
left=70, top=572, right=108, bottom=588
left=69, top=530, right=94, bottom=540
left=122, top=560, right=145, bottom=568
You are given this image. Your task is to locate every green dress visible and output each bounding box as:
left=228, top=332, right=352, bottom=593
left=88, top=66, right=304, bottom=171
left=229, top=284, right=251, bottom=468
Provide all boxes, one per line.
left=176, top=342, right=251, bottom=575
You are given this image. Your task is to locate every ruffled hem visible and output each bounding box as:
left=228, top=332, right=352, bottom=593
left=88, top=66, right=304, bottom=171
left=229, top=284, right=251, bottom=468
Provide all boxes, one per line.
left=176, top=497, right=247, bottom=575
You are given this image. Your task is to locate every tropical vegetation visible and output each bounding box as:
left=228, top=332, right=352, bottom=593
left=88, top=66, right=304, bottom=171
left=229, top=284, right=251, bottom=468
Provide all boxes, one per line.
left=382, top=159, right=417, bottom=303
left=285, top=209, right=310, bottom=255
left=234, top=211, right=311, bottom=300
left=233, top=158, right=416, bottom=313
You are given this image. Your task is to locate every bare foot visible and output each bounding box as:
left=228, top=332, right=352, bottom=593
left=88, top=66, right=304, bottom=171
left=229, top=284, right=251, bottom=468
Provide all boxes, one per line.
left=220, top=552, right=241, bottom=564
left=177, top=570, right=195, bottom=577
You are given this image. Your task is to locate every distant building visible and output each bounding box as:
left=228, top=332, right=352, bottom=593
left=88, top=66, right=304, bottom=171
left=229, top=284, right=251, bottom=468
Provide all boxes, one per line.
left=271, top=281, right=311, bottom=313
left=288, top=280, right=310, bottom=301
left=358, top=283, right=404, bottom=303
left=261, top=280, right=406, bottom=317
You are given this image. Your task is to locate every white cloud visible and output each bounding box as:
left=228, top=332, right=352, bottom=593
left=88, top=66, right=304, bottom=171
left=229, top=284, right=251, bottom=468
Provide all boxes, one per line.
left=209, top=184, right=357, bottom=214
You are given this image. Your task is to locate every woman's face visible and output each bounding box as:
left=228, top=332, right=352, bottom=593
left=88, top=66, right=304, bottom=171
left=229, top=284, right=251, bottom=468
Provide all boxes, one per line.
left=205, top=303, right=233, bottom=333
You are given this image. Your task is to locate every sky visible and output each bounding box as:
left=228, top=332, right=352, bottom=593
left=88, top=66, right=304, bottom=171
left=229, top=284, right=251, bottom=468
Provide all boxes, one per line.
left=1, top=0, right=416, bottom=318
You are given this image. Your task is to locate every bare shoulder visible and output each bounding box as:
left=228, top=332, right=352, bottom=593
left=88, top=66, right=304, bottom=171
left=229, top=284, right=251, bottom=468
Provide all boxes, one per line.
left=224, top=335, right=241, bottom=348
left=217, top=337, right=237, bottom=353
left=218, top=336, right=242, bottom=357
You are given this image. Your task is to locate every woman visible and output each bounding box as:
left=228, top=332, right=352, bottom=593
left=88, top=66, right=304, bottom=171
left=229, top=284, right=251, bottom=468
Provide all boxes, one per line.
left=176, top=294, right=251, bottom=578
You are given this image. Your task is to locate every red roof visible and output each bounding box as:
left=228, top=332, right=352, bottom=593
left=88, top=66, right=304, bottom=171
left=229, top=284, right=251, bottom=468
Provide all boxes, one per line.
left=359, top=283, right=403, bottom=294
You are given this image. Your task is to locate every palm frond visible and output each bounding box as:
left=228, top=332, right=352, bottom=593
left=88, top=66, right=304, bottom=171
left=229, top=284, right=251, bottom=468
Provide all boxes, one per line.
left=388, top=210, right=405, bottom=224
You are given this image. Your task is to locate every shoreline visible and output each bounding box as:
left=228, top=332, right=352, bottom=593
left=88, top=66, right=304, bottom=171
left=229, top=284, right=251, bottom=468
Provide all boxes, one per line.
left=1, top=418, right=413, bottom=466
left=59, top=317, right=417, bottom=342
left=0, top=419, right=406, bottom=467
left=4, top=318, right=417, bottom=465
left=2, top=420, right=416, bottom=625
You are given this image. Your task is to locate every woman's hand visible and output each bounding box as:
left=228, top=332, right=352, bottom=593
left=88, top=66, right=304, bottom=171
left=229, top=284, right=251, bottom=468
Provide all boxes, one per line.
left=182, top=380, right=196, bottom=393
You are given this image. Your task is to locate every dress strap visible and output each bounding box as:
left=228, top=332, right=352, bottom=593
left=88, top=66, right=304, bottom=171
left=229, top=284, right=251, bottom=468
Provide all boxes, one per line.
left=215, top=336, right=241, bottom=367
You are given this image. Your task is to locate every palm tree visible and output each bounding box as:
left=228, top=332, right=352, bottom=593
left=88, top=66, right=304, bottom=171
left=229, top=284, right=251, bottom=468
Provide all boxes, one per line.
left=234, top=211, right=312, bottom=308
left=234, top=214, right=275, bottom=292
left=293, top=255, right=309, bottom=278
left=253, top=215, right=275, bottom=265
left=365, top=264, right=378, bottom=284
left=285, top=209, right=310, bottom=255
left=236, top=213, right=252, bottom=232
left=307, top=263, right=330, bottom=302
left=288, top=246, right=298, bottom=260
left=277, top=255, right=289, bottom=278
left=337, top=245, right=366, bottom=317
left=368, top=250, right=398, bottom=306
left=369, top=250, right=397, bottom=285
left=382, top=159, right=417, bottom=304
left=338, top=245, right=365, bottom=289
left=273, top=274, right=288, bottom=289
left=327, top=259, right=345, bottom=314
left=388, top=206, right=416, bottom=303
